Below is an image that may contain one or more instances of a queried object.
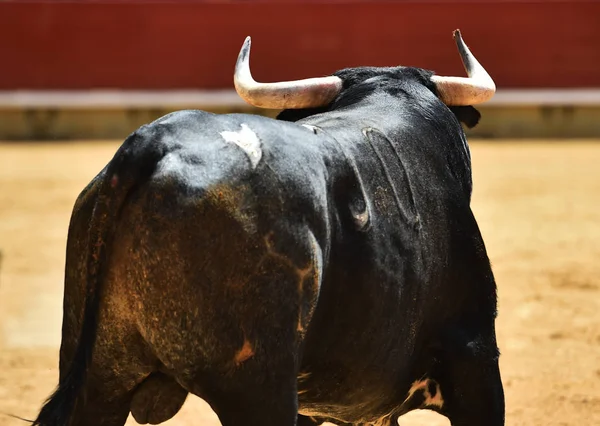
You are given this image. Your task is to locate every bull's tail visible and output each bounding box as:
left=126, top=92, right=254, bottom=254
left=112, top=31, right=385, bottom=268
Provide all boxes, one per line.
left=33, top=130, right=164, bottom=426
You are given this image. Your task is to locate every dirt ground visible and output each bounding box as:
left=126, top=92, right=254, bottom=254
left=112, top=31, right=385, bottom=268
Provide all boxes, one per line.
left=0, top=140, right=598, bottom=426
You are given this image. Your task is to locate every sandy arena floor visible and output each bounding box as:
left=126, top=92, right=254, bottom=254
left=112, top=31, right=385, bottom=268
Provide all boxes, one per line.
left=0, top=140, right=598, bottom=426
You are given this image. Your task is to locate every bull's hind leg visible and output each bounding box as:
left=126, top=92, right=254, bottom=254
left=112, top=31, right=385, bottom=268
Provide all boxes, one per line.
left=58, top=290, right=181, bottom=426
left=56, top=310, right=146, bottom=425
left=194, top=316, right=302, bottom=426
left=208, top=376, right=299, bottom=426
left=191, top=336, right=300, bottom=426
left=56, top=346, right=137, bottom=426
left=186, top=273, right=307, bottom=426
left=68, top=379, right=132, bottom=426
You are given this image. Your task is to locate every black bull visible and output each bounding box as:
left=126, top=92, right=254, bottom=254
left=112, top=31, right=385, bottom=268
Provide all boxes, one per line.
left=34, top=66, right=504, bottom=426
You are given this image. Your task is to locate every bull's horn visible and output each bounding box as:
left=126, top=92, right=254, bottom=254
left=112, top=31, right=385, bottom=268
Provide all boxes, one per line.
left=234, top=36, right=343, bottom=109
left=431, top=30, right=496, bottom=106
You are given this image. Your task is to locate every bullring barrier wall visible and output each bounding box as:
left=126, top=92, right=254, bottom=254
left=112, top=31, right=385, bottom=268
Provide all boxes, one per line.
left=0, top=1, right=598, bottom=139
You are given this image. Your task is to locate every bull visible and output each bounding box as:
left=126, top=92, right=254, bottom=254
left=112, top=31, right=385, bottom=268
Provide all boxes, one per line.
left=33, top=30, right=504, bottom=426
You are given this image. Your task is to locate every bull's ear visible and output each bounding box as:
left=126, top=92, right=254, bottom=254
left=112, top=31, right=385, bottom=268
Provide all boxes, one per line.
left=448, top=105, right=481, bottom=129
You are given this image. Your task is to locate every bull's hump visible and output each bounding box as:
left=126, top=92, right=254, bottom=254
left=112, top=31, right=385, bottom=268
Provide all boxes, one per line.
left=220, top=123, right=262, bottom=169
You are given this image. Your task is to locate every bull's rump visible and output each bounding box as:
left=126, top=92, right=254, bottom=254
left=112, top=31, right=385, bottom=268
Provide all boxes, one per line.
left=65, top=111, right=328, bottom=381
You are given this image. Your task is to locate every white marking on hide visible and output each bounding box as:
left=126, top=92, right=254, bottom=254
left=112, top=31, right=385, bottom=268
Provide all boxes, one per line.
left=220, top=124, right=262, bottom=169
left=405, top=378, right=444, bottom=409
left=302, top=124, right=319, bottom=134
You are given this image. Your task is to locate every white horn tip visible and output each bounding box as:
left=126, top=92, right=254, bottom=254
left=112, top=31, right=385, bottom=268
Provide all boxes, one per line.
left=241, top=36, right=251, bottom=55
left=236, top=36, right=252, bottom=71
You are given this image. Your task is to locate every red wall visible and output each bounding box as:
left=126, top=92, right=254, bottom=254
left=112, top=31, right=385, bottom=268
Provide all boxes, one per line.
left=0, top=1, right=599, bottom=90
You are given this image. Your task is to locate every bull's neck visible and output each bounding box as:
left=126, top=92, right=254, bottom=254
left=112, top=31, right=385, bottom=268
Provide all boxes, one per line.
left=303, top=97, right=405, bottom=138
